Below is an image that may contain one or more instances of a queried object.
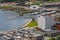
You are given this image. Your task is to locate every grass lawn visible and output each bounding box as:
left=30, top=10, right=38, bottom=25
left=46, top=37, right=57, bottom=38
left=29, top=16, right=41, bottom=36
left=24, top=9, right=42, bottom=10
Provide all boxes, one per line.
left=26, top=21, right=38, bottom=27
left=31, top=1, right=43, bottom=5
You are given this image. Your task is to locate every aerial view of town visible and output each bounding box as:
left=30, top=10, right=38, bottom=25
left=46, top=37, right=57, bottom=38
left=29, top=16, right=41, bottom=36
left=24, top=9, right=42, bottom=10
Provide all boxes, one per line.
left=0, top=0, right=60, bottom=40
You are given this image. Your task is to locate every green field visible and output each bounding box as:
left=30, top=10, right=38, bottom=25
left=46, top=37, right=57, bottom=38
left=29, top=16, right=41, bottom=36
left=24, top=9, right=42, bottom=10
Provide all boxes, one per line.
left=26, top=21, right=38, bottom=27
left=31, top=1, right=43, bottom=5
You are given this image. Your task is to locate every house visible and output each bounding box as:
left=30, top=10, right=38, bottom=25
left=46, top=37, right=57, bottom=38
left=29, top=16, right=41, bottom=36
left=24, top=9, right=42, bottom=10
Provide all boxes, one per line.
left=44, top=2, right=60, bottom=8
left=18, top=0, right=37, bottom=6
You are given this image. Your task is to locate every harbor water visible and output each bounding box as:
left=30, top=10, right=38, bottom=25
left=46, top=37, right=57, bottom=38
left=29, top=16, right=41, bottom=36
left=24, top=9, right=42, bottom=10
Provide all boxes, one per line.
left=0, top=9, right=31, bottom=31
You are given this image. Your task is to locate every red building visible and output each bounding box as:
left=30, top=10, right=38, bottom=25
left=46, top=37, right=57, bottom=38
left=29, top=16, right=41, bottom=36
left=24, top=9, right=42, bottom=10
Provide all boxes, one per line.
left=54, top=14, right=60, bottom=30
left=55, top=24, right=60, bottom=30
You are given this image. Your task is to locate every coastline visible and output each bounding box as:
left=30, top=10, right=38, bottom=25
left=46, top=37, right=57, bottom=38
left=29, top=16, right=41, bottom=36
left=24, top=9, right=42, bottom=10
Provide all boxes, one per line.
left=23, top=19, right=32, bottom=27
left=0, top=19, right=32, bottom=32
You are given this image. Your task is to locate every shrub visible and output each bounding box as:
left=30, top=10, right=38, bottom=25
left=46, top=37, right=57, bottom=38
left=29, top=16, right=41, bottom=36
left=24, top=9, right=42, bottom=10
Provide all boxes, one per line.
left=31, top=1, right=43, bottom=5
left=48, top=37, right=56, bottom=40
left=56, top=35, right=60, bottom=40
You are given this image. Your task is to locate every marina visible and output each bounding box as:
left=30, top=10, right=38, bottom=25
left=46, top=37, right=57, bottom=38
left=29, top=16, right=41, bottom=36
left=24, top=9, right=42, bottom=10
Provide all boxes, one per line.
left=0, top=9, right=31, bottom=31
left=0, top=0, right=60, bottom=40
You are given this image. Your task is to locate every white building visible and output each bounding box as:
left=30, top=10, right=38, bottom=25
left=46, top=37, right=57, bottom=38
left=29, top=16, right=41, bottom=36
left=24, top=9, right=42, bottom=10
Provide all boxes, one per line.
left=29, top=5, right=40, bottom=10
left=37, top=14, right=56, bottom=31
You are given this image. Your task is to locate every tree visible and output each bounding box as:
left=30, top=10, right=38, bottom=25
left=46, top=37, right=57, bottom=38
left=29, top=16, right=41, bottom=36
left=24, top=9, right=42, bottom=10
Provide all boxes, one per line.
left=48, top=37, right=56, bottom=40
left=0, top=0, right=4, bottom=2
left=0, top=0, right=18, bottom=2
left=56, top=35, right=60, bottom=40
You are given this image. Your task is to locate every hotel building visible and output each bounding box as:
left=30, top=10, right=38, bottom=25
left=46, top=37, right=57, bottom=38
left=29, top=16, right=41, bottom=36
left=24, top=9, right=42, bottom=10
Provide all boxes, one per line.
left=37, top=14, right=55, bottom=30
left=37, top=13, right=60, bottom=30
